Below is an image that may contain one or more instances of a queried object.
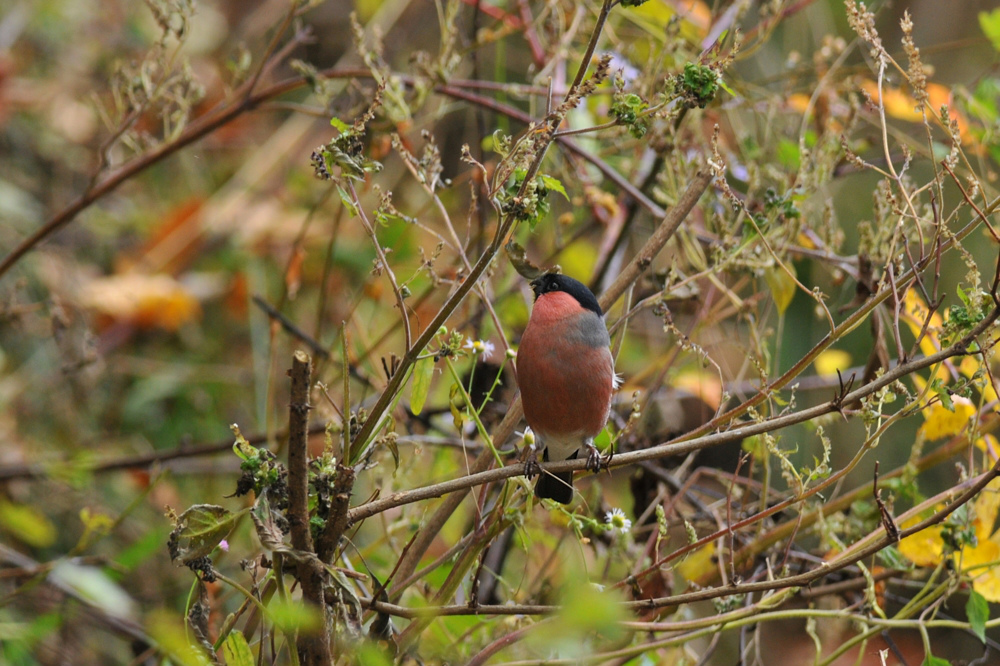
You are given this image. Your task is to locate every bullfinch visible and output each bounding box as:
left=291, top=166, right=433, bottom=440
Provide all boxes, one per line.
left=516, top=273, right=616, bottom=504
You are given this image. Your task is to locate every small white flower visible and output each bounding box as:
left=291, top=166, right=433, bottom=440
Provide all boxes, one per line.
left=464, top=338, right=495, bottom=360
left=612, top=372, right=624, bottom=390
left=520, top=426, right=536, bottom=450
left=605, top=507, right=632, bottom=534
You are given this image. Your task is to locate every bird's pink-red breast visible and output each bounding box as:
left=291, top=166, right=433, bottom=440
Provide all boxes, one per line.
left=518, top=290, right=613, bottom=439
left=516, top=273, right=615, bottom=503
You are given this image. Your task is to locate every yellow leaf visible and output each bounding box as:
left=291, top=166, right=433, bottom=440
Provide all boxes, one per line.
left=858, top=80, right=973, bottom=145
left=764, top=265, right=797, bottom=315
left=920, top=396, right=976, bottom=441
left=926, top=83, right=973, bottom=145
left=673, top=369, right=724, bottom=411
left=555, top=241, right=599, bottom=284
left=972, top=478, right=1000, bottom=542
left=902, top=288, right=942, bottom=358
left=960, top=539, right=1000, bottom=601
left=626, top=0, right=711, bottom=41
left=677, top=542, right=716, bottom=581
left=898, top=519, right=944, bottom=567
left=859, top=79, right=923, bottom=122
left=814, top=349, right=852, bottom=378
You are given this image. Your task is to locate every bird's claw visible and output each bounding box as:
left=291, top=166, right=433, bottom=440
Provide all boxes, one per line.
left=522, top=448, right=541, bottom=480
left=585, top=444, right=609, bottom=473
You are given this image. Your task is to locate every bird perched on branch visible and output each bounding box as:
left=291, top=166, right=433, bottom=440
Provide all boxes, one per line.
left=516, top=273, right=616, bottom=504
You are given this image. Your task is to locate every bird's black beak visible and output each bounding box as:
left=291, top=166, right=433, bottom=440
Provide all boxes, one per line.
left=529, top=276, right=544, bottom=298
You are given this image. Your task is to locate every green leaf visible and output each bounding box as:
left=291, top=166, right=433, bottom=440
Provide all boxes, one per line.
left=232, top=424, right=256, bottom=462
left=980, top=9, right=1000, bottom=52
left=538, top=174, right=568, bottom=200
left=921, top=656, right=951, bottom=666
left=930, top=378, right=955, bottom=412
left=410, top=356, right=434, bottom=415
left=776, top=139, right=801, bottom=171
left=114, top=527, right=167, bottom=572
left=330, top=117, right=351, bottom=133
left=557, top=583, right=629, bottom=645
left=956, top=283, right=969, bottom=307
left=356, top=642, right=394, bottom=666
left=716, top=76, right=736, bottom=98
left=147, top=609, right=211, bottom=666
left=336, top=185, right=358, bottom=217
left=742, top=435, right=764, bottom=457
left=449, top=383, right=466, bottom=430
left=0, top=499, right=57, bottom=548
left=222, top=631, right=255, bottom=666
left=267, top=597, right=323, bottom=635
left=966, top=589, right=989, bottom=643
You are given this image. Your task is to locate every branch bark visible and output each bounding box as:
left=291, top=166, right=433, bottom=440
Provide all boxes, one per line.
left=286, top=351, right=330, bottom=666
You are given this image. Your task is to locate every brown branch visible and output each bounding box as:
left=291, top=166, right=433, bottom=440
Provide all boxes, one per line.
left=286, top=351, right=330, bottom=665
left=315, top=464, right=355, bottom=565
left=288, top=351, right=314, bottom=552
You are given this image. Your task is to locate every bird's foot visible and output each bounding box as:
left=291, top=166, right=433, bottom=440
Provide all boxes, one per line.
left=522, top=446, right=541, bottom=480
left=585, top=444, right=610, bottom=473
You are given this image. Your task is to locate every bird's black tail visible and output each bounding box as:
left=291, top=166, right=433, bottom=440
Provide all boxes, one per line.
left=535, top=470, right=574, bottom=504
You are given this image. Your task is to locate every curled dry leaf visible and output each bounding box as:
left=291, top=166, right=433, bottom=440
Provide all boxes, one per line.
left=167, top=504, right=246, bottom=565
left=505, top=240, right=559, bottom=281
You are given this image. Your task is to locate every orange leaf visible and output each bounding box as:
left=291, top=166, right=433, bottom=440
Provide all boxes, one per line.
left=79, top=273, right=201, bottom=331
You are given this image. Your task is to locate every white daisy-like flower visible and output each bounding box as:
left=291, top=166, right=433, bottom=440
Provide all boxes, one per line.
left=519, top=426, right=536, bottom=451
left=463, top=338, right=495, bottom=360
left=605, top=507, right=632, bottom=534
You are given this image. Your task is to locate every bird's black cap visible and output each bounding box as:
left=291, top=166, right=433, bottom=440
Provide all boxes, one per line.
left=529, top=273, right=602, bottom=316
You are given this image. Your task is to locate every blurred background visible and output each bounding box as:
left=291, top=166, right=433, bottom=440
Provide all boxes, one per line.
left=2, top=0, right=1000, bottom=663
